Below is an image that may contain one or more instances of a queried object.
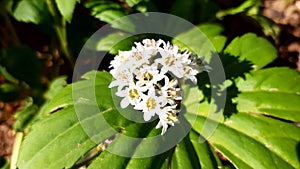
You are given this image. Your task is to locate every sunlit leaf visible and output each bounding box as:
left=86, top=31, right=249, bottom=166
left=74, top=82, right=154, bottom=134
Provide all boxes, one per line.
left=216, top=0, right=259, bottom=19
left=189, top=131, right=221, bottom=168
left=172, top=23, right=226, bottom=60
left=15, top=26, right=300, bottom=169
left=6, top=0, right=50, bottom=24
left=17, top=72, right=118, bottom=168
left=13, top=97, right=38, bottom=132
left=55, top=0, right=80, bottom=22
left=96, top=32, right=133, bottom=54
left=236, top=67, right=300, bottom=121
left=186, top=112, right=300, bottom=169
left=125, top=0, right=143, bottom=7
left=224, top=33, right=277, bottom=70
left=171, top=136, right=200, bottom=169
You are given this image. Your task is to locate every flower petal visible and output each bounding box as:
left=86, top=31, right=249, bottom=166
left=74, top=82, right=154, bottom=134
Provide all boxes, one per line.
left=120, top=98, right=129, bottom=108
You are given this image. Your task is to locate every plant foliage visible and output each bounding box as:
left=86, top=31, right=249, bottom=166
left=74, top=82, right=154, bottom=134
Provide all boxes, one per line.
left=16, top=25, right=300, bottom=168
left=0, top=0, right=299, bottom=169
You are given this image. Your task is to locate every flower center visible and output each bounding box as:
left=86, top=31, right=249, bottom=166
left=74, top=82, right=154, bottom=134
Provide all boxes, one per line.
left=167, top=113, right=178, bottom=122
left=117, top=72, right=128, bottom=81
left=120, top=55, right=126, bottom=61
left=133, top=52, right=142, bottom=60
left=165, top=55, right=175, bottom=66
left=144, top=72, right=153, bottom=81
left=129, top=89, right=139, bottom=99
left=146, top=98, right=156, bottom=110
left=167, top=88, right=178, bottom=96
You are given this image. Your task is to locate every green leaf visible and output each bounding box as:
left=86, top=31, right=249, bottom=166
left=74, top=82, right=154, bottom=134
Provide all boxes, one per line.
left=88, top=121, right=169, bottom=169
left=189, top=130, right=220, bottom=169
left=224, top=33, right=277, bottom=70
left=183, top=66, right=300, bottom=169
left=17, top=66, right=300, bottom=169
left=43, top=71, right=112, bottom=114
left=249, top=14, right=280, bottom=40
left=187, top=112, right=300, bottom=169
left=55, top=0, right=79, bottom=22
left=94, top=10, right=125, bottom=24
left=96, top=10, right=135, bottom=33
left=87, top=151, right=129, bottom=169
left=0, top=83, right=19, bottom=102
left=96, top=32, right=137, bottom=54
left=15, top=30, right=300, bottom=169
left=172, top=23, right=226, bottom=60
left=216, top=0, right=259, bottom=19
left=37, top=76, right=67, bottom=119
left=17, top=71, right=130, bottom=169
left=125, top=0, right=143, bottom=7
left=87, top=120, right=166, bottom=169
left=171, top=136, right=200, bottom=169
left=86, top=1, right=135, bottom=32
left=44, top=76, right=67, bottom=100
left=6, top=0, right=50, bottom=24
left=125, top=152, right=169, bottom=169
left=13, top=97, right=38, bottom=132
left=0, top=65, right=19, bottom=84
left=236, top=67, right=300, bottom=121
left=17, top=106, right=97, bottom=169
left=86, top=1, right=121, bottom=10
left=89, top=122, right=163, bottom=168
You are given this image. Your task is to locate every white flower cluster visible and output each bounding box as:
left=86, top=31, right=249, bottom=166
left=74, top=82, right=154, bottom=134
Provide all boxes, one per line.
left=109, top=39, right=209, bottom=135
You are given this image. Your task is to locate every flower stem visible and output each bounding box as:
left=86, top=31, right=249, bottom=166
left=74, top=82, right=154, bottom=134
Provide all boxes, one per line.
left=46, top=0, right=74, bottom=68
left=10, top=132, right=23, bottom=169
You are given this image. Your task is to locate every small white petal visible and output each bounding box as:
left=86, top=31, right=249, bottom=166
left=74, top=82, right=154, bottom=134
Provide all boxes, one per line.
left=155, top=121, right=162, bottom=129
left=161, top=125, right=168, bottom=135
left=143, top=112, right=151, bottom=121
left=120, top=98, right=129, bottom=108
left=108, top=80, right=119, bottom=88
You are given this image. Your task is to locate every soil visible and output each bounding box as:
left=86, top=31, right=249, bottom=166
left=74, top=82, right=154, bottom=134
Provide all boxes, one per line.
left=0, top=102, right=17, bottom=161
left=261, top=0, right=300, bottom=71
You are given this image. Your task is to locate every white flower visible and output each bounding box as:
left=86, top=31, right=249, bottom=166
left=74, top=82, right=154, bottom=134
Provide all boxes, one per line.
left=155, top=113, right=169, bottom=135
left=183, top=65, right=199, bottom=84
left=115, top=81, right=147, bottom=108
left=155, top=105, right=179, bottom=135
left=109, top=66, right=133, bottom=92
left=135, top=39, right=165, bottom=57
left=109, top=38, right=210, bottom=135
left=129, top=47, right=151, bottom=69
left=161, top=76, right=182, bottom=104
left=155, top=46, right=186, bottom=78
left=134, top=87, right=167, bottom=121
left=135, top=64, right=165, bottom=88
left=183, top=56, right=211, bottom=84
left=109, top=50, right=133, bottom=70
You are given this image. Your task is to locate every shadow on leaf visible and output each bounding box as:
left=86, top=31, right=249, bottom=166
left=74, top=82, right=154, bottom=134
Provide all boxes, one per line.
left=197, top=52, right=253, bottom=118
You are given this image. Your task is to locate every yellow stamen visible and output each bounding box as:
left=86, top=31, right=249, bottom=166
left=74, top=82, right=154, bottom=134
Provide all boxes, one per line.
left=129, top=89, right=139, bottom=99
left=133, top=52, right=142, bottom=60
left=165, top=55, right=175, bottom=65
left=146, top=98, right=156, bottom=110
left=167, top=113, right=178, bottom=122
left=144, top=72, right=153, bottom=80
